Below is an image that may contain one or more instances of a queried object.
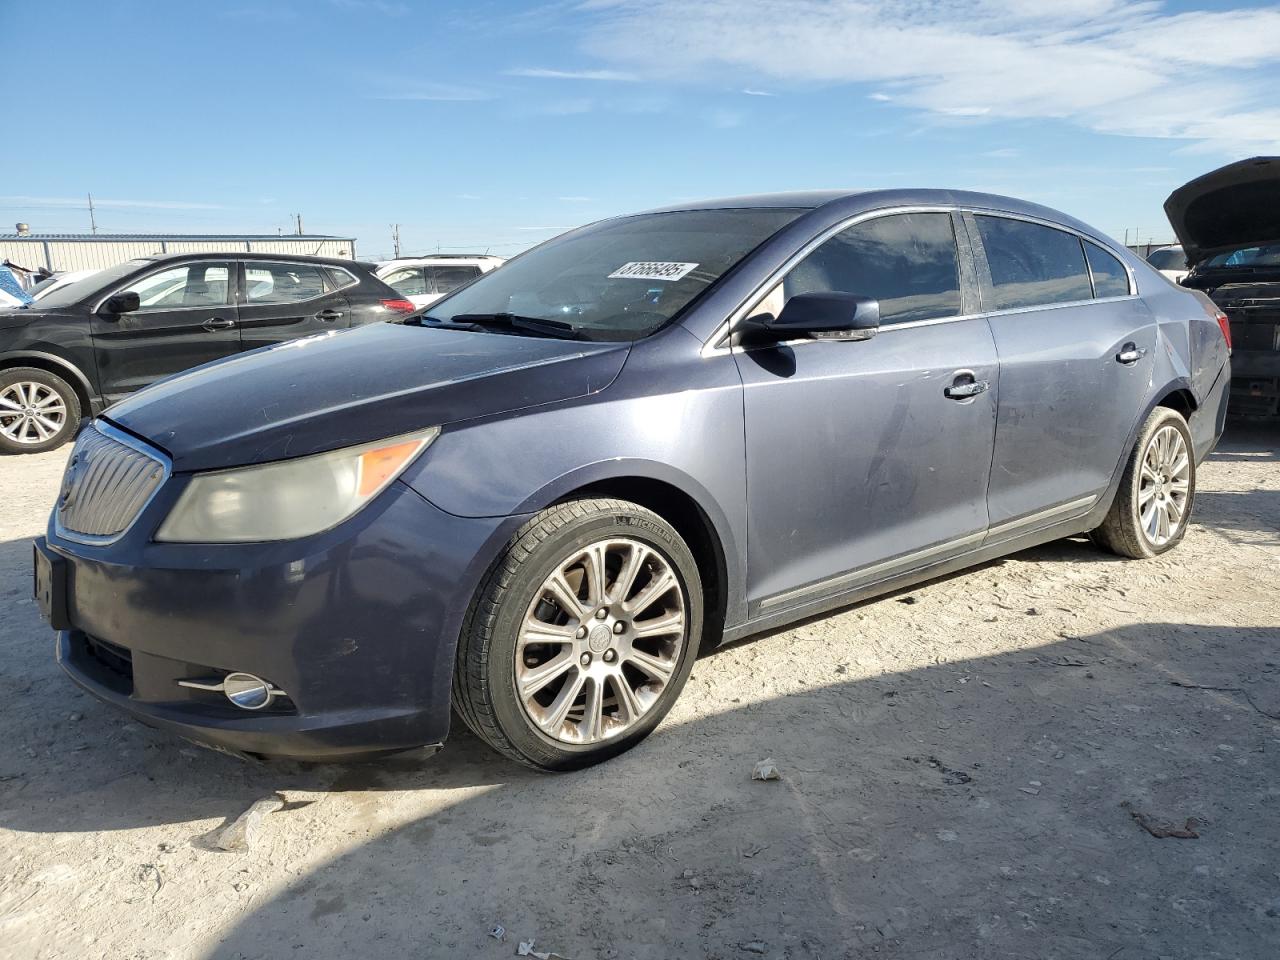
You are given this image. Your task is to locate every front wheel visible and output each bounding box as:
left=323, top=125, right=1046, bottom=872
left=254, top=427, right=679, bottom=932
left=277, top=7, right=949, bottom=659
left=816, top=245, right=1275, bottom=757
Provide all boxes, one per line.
left=0, top=367, right=81, bottom=454
left=1091, top=407, right=1196, bottom=559
left=453, top=498, right=703, bottom=770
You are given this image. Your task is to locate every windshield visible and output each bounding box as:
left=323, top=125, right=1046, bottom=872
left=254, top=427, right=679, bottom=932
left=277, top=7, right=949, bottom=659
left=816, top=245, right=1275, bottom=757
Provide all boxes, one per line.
left=1201, top=243, right=1280, bottom=269
left=32, top=259, right=151, bottom=309
left=1147, top=247, right=1186, bottom=270
left=420, top=208, right=805, bottom=341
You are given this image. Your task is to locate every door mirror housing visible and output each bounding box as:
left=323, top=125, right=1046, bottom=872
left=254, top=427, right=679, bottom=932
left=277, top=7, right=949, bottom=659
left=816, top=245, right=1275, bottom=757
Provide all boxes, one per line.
left=100, top=291, right=140, bottom=316
left=749, top=292, right=880, bottom=342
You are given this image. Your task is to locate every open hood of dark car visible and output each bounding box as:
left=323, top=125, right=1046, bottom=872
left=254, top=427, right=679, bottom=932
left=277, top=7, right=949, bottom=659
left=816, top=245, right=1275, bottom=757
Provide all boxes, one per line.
left=1164, top=156, right=1280, bottom=267
left=104, top=322, right=630, bottom=472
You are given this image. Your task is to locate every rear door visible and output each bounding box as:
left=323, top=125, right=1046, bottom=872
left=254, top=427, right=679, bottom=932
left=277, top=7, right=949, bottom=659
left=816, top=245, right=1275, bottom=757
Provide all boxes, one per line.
left=90, top=260, right=239, bottom=401
left=735, top=211, right=999, bottom=617
left=236, top=260, right=352, bottom=351
left=967, top=213, right=1155, bottom=533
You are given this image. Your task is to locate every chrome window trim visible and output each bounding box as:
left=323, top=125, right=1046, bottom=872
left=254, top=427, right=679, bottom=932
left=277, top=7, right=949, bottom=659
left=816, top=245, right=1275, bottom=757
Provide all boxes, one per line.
left=702, top=204, right=1138, bottom=357
left=91, top=260, right=235, bottom=315
left=54, top=421, right=173, bottom=547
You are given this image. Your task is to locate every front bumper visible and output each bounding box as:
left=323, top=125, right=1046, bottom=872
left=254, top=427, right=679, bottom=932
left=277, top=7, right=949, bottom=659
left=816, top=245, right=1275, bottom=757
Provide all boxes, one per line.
left=43, top=480, right=522, bottom=760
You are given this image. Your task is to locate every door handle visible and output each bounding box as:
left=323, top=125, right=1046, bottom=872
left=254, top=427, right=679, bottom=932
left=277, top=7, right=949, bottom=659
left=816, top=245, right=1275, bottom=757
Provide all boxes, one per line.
left=315, top=309, right=344, bottom=322
left=202, top=317, right=236, bottom=331
left=1116, top=342, right=1147, bottom=364
left=944, top=371, right=990, bottom=401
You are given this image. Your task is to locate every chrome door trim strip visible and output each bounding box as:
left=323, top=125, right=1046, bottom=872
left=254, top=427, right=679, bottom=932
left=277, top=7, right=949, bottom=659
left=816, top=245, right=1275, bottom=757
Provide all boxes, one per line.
left=757, top=530, right=987, bottom=612
left=985, top=494, right=1098, bottom=543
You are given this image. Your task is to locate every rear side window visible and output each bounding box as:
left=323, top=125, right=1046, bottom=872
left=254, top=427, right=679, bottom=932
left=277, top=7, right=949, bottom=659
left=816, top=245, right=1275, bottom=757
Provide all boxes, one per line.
left=1085, top=242, right=1131, bottom=298
left=384, top=267, right=428, bottom=297
left=245, top=262, right=329, bottom=304
left=427, top=265, right=482, bottom=295
left=975, top=216, right=1092, bottom=309
left=783, top=212, right=961, bottom=324
left=325, top=266, right=359, bottom=290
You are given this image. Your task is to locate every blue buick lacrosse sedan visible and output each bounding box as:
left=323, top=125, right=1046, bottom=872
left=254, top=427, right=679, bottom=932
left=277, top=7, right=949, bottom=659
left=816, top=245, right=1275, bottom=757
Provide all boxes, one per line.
left=35, top=189, right=1231, bottom=769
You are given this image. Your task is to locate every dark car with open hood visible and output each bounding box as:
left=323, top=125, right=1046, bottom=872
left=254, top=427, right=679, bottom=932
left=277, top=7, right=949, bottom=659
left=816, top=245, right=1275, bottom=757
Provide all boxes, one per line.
left=33, top=189, right=1229, bottom=770
left=0, top=252, right=413, bottom=453
left=1167, top=156, right=1280, bottom=418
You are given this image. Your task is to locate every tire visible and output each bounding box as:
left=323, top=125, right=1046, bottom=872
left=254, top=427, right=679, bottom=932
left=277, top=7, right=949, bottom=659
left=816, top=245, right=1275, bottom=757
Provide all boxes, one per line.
left=453, top=497, right=703, bottom=771
left=1090, top=407, right=1196, bottom=559
left=0, top=367, right=81, bottom=455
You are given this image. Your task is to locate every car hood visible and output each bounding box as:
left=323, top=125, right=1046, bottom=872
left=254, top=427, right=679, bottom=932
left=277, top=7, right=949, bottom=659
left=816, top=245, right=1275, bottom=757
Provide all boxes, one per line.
left=1164, top=156, right=1280, bottom=267
left=105, top=322, right=631, bottom=472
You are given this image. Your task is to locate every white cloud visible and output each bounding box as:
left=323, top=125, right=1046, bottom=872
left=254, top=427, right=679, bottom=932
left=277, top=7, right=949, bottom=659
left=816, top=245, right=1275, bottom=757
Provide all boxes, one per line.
left=0, top=195, right=223, bottom=210
left=558, top=196, right=594, bottom=202
left=581, top=0, right=1280, bottom=152
left=742, top=88, right=775, bottom=97
left=507, top=67, right=638, bottom=81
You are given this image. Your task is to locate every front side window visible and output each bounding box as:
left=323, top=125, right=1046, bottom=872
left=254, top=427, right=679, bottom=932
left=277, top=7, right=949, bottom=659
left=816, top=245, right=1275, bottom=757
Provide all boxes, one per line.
left=976, top=216, right=1092, bottom=309
left=245, top=262, right=328, bottom=304
left=1085, top=242, right=1131, bottom=297
left=778, top=212, right=962, bottom=325
left=427, top=265, right=482, bottom=295
left=384, top=267, right=428, bottom=297
left=423, top=207, right=805, bottom=341
left=124, top=262, right=230, bottom=310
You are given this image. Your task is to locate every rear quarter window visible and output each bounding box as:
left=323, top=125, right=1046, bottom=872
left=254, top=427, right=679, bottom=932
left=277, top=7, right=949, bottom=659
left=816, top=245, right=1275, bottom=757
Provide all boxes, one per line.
left=1084, top=243, right=1131, bottom=298
left=975, top=216, right=1093, bottom=309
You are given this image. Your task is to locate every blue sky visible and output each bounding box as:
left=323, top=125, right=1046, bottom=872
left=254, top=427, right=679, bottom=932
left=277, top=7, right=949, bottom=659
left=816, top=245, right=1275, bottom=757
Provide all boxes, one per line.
left=3, top=0, right=1279, bottom=259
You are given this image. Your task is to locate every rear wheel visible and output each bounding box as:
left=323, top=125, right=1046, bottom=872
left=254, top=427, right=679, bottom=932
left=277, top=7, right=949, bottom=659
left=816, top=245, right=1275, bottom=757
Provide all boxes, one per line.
left=453, top=498, right=702, bottom=770
left=0, top=367, right=81, bottom=454
left=1091, top=407, right=1195, bottom=559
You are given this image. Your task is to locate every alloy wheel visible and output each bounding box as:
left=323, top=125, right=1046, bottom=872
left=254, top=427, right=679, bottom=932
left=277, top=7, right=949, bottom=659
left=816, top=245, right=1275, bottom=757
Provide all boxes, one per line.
left=516, top=538, right=686, bottom=744
left=0, top=381, right=68, bottom=445
left=1138, top=424, right=1190, bottom=546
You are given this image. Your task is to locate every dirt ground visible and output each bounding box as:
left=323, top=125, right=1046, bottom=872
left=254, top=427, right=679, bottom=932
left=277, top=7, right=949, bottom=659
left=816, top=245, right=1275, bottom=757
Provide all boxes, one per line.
left=1, top=424, right=1277, bottom=960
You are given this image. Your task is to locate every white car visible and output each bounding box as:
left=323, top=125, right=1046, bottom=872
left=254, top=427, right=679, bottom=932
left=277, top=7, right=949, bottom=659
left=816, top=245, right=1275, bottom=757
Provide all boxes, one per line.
left=375, top=255, right=504, bottom=309
left=1146, top=245, right=1188, bottom=285
left=29, top=268, right=102, bottom=301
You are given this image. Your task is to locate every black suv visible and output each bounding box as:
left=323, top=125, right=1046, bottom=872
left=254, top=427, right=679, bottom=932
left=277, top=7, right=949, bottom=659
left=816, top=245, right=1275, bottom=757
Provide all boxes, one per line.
left=0, top=253, right=412, bottom=453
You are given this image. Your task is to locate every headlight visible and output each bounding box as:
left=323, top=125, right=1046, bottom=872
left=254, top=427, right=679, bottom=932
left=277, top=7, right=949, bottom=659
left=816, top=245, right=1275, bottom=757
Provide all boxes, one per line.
left=155, top=427, right=439, bottom=543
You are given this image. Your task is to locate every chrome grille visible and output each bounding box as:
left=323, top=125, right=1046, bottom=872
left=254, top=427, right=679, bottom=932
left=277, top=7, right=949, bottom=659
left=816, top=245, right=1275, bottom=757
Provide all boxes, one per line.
left=56, top=424, right=167, bottom=540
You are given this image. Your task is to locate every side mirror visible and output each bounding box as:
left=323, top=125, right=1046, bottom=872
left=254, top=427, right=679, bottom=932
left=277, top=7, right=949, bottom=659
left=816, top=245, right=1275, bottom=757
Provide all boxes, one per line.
left=762, top=291, right=880, bottom=342
left=100, top=291, right=140, bottom=316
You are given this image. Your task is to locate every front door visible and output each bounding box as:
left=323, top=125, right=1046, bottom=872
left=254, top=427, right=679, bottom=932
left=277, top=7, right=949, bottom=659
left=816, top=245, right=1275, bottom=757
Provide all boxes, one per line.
left=90, top=260, right=239, bottom=401
left=236, top=260, right=353, bottom=352
left=735, top=211, right=999, bottom=617
left=966, top=214, right=1157, bottom=530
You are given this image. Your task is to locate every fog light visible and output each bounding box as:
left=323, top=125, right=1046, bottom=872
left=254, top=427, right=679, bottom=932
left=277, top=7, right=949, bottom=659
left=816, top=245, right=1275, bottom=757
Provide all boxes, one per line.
left=222, top=673, right=273, bottom=710
left=177, top=671, right=286, bottom=710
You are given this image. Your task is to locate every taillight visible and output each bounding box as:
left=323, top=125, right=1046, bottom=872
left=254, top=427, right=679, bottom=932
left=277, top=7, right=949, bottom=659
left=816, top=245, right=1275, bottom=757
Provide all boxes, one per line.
left=380, top=298, right=416, bottom=315
left=1215, top=311, right=1232, bottom=354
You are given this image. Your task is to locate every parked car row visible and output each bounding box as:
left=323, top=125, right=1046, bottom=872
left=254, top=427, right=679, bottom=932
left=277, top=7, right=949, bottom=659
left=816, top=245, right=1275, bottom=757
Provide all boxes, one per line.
left=33, top=186, right=1230, bottom=769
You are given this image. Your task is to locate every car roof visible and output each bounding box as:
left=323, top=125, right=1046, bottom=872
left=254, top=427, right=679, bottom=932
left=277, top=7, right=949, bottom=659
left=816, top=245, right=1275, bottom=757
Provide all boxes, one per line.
left=635, top=188, right=1109, bottom=241
left=133, top=251, right=374, bottom=269
left=378, top=256, right=500, bottom=268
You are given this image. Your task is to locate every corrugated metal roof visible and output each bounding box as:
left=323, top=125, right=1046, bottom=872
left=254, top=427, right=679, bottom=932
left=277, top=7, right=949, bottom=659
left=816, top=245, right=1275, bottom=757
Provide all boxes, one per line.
left=0, top=233, right=353, bottom=241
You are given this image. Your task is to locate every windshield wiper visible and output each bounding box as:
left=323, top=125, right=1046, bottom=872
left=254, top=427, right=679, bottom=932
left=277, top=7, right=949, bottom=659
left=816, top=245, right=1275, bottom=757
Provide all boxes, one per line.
left=447, top=312, right=589, bottom=340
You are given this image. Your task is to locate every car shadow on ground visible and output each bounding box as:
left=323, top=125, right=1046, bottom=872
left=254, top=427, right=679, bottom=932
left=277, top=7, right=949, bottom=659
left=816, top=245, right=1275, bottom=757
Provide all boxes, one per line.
left=2, top=611, right=1278, bottom=958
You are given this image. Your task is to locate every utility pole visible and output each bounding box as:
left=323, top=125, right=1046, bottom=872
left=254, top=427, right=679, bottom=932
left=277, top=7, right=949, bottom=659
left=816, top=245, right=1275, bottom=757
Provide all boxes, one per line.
left=293, top=213, right=304, bottom=236
left=88, top=193, right=98, bottom=235
left=391, top=223, right=401, bottom=258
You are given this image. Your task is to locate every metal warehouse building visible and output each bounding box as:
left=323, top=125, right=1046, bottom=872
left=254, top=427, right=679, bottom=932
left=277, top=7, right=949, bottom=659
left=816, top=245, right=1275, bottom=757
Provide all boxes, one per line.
left=0, top=233, right=357, bottom=273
